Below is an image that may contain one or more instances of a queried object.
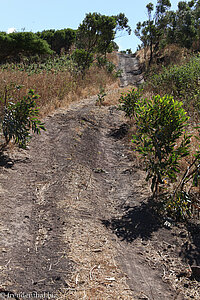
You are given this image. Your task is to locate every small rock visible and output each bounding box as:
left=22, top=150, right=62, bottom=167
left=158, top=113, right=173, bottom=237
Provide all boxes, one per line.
left=164, top=221, right=172, bottom=228
left=105, top=277, right=115, bottom=281
left=142, top=241, right=147, bottom=246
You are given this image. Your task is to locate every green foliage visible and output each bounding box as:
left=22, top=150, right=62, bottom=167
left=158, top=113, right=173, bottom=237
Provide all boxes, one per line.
left=96, top=87, right=106, bottom=106
left=75, top=12, right=130, bottom=73
left=148, top=55, right=200, bottom=110
left=76, top=12, right=131, bottom=56
left=164, top=191, right=192, bottom=220
left=118, top=88, right=143, bottom=118
left=0, top=33, right=15, bottom=61
left=135, top=0, right=200, bottom=65
left=72, top=49, right=94, bottom=72
left=167, top=0, right=198, bottom=49
left=0, top=54, right=77, bottom=75
left=132, top=94, right=190, bottom=195
left=2, top=89, right=45, bottom=148
left=0, top=32, right=53, bottom=62
left=135, top=0, right=171, bottom=65
left=119, top=88, right=200, bottom=220
left=105, top=61, right=116, bottom=73
left=37, top=28, right=76, bottom=54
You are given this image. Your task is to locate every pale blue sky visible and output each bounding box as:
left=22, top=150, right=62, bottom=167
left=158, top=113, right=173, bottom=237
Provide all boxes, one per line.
left=1, top=0, right=180, bottom=52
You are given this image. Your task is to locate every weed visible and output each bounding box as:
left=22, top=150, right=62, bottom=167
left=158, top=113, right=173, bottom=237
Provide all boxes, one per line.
left=96, top=87, right=107, bottom=106
left=118, top=88, right=143, bottom=119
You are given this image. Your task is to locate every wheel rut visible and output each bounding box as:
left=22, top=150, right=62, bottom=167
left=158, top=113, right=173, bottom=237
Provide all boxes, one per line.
left=0, top=96, right=192, bottom=299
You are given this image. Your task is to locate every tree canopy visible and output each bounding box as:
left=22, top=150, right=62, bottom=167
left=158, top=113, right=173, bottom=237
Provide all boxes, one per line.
left=73, top=12, right=130, bottom=72
left=76, top=12, right=131, bottom=56
left=135, top=0, right=200, bottom=65
left=0, top=32, right=52, bottom=62
left=37, top=28, right=76, bottom=54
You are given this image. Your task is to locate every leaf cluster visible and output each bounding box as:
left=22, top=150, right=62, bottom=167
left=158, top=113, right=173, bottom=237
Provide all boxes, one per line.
left=118, top=88, right=143, bottom=118
left=132, top=94, right=190, bottom=194
left=0, top=32, right=53, bottom=62
left=2, top=89, right=45, bottom=148
left=147, top=55, right=200, bottom=111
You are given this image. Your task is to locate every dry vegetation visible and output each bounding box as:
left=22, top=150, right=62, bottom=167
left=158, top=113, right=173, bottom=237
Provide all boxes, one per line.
left=136, top=44, right=192, bottom=76
left=0, top=53, right=118, bottom=118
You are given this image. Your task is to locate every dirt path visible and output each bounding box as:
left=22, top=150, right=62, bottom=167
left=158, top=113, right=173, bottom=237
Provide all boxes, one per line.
left=117, top=53, right=144, bottom=87
left=1, top=95, right=199, bottom=299
left=0, top=55, right=199, bottom=299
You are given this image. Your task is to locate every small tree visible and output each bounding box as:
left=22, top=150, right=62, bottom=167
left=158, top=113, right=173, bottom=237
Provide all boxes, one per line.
left=135, top=0, right=171, bottom=65
left=132, top=94, right=190, bottom=196
left=74, top=12, right=131, bottom=72
left=72, top=48, right=94, bottom=73
left=2, top=89, right=45, bottom=148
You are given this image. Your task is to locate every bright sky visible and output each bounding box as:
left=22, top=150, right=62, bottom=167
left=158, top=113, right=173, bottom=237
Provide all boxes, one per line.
left=1, top=0, right=180, bottom=52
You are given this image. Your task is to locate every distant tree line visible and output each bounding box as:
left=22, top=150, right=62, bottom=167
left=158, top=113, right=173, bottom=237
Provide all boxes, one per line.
left=135, top=0, right=200, bottom=65
left=36, top=28, right=76, bottom=54
left=0, top=28, right=76, bottom=62
left=0, top=12, right=131, bottom=67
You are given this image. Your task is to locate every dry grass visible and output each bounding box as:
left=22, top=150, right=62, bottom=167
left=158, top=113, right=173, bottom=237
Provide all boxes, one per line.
left=0, top=54, right=119, bottom=118
left=136, top=44, right=192, bottom=76
left=57, top=217, right=134, bottom=300
left=103, top=85, right=134, bottom=106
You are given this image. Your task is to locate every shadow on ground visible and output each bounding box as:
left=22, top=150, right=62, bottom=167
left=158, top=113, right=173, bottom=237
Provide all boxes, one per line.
left=0, top=151, right=14, bottom=168
left=102, top=200, right=162, bottom=242
left=181, top=222, right=200, bottom=267
left=108, top=123, right=130, bottom=140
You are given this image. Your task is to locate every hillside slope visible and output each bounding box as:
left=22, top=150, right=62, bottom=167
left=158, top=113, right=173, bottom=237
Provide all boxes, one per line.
left=0, top=55, right=199, bottom=300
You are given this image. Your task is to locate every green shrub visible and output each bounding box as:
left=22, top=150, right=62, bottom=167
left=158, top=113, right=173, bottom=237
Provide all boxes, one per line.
left=0, top=32, right=53, bottom=62
left=164, top=191, right=192, bottom=220
left=132, top=94, right=191, bottom=195
left=118, top=88, right=143, bottom=118
left=147, top=55, right=200, bottom=111
left=105, top=61, right=115, bottom=73
left=2, top=89, right=45, bottom=148
left=37, top=28, right=76, bottom=54
left=72, top=49, right=94, bottom=73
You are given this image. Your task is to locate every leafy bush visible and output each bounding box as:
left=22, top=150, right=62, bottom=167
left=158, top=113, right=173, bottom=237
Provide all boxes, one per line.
left=0, top=32, right=53, bottom=62
left=72, top=49, right=94, bottom=73
left=147, top=55, right=200, bottom=110
left=119, top=88, right=200, bottom=220
left=37, top=28, right=76, bottom=54
left=118, top=88, right=143, bottom=118
left=2, top=89, right=45, bottom=148
left=132, top=94, right=190, bottom=195
left=164, top=191, right=192, bottom=220
left=105, top=61, right=116, bottom=73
